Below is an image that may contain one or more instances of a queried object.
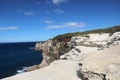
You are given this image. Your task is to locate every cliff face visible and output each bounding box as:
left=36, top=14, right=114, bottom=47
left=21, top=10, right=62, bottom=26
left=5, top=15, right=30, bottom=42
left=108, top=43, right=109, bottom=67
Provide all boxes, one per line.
left=31, top=26, right=120, bottom=71
left=26, top=32, right=120, bottom=71
left=25, top=39, right=70, bottom=71
left=2, top=32, right=120, bottom=80
left=35, top=40, right=59, bottom=64
left=60, top=32, right=120, bottom=60
left=25, top=30, right=120, bottom=72
left=60, top=31, right=120, bottom=80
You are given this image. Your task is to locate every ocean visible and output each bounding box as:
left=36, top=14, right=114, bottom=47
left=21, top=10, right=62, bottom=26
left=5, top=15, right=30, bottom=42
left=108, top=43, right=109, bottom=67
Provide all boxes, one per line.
left=0, top=42, right=43, bottom=79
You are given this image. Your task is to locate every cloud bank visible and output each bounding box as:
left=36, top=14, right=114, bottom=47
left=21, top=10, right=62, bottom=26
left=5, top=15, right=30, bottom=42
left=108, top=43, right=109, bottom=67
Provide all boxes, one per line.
left=0, top=26, right=18, bottom=31
left=23, top=11, right=34, bottom=16
left=45, top=20, right=53, bottom=24
left=52, top=0, right=68, bottom=5
left=17, top=9, right=35, bottom=16
left=54, top=9, right=64, bottom=14
left=46, top=22, right=85, bottom=30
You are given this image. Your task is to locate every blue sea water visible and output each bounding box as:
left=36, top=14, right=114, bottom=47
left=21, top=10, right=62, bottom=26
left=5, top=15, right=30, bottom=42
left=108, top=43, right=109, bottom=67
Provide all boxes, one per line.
left=0, top=42, right=43, bottom=79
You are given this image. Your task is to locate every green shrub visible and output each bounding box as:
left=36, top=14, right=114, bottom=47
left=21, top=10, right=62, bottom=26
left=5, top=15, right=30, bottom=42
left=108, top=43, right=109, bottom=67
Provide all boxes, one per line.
left=59, top=45, right=70, bottom=55
left=53, top=25, right=120, bottom=42
left=48, top=47, right=59, bottom=63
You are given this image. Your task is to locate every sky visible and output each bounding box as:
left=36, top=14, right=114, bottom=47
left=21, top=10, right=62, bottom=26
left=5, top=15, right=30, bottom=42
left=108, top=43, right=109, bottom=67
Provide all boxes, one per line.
left=0, top=0, right=120, bottom=43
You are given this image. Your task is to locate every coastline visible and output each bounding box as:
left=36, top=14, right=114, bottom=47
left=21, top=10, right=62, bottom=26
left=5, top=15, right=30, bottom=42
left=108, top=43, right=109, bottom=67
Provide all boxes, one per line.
left=0, top=42, right=43, bottom=79
left=1, top=26, right=120, bottom=80
left=2, top=45, right=120, bottom=80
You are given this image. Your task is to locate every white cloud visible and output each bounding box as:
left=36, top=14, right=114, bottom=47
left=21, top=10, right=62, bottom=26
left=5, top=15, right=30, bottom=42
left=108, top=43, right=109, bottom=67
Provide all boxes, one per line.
left=0, top=26, right=18, bottom=31
left=54, top=9, right=64, bottom=14
left=17, top=9, right=35, bottom=16
left=45, top=20, right=53, bottom=24
left=23, top=11, right=34, bottom=16
left=65, top=22, right=85, bottom=28
left=46, top=22, right=85, bottom=30
left=52, top=0, right=68, bottom=5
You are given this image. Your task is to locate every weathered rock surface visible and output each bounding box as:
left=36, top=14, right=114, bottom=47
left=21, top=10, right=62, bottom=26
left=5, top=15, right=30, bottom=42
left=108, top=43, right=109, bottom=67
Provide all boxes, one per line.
left=27, top=31, right=120, bottom=74
left=69, top=32, right=120, bottom=49
left=69, top=33, right=110, bottom=47
left=32, top=32, right=120, bottom=69
left=25, top=40, right=53, bottom=71
left=2, top=45, right=120, bottom=80
left=60, top=46, right=98, bottom=61
left=25, top=39, right=69, bottom=71
left=60, top=32, right=120, bottom=61
left=78, top=45, right=120, bottom=80
left=2, top=60, right=80, bottom=80
left=60, top=32, right=120, bottom=80
left=108, top=31, right=120, bottom=46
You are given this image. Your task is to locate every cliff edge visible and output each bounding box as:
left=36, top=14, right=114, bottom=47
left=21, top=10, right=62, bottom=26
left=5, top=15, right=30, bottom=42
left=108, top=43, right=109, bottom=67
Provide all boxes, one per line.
left=2, top=26, right=120, bottom=80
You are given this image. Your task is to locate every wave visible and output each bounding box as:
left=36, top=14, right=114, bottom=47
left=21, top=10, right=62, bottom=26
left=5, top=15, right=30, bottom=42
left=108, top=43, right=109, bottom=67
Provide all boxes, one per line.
left=16, top=67, right=27, bottom=74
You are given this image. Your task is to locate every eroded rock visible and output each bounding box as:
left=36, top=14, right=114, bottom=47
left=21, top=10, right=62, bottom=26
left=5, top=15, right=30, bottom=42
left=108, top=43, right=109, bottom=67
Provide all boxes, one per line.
left=60, top=46, right=98, bottom=61
left=78, top=45, right=120, bottom=80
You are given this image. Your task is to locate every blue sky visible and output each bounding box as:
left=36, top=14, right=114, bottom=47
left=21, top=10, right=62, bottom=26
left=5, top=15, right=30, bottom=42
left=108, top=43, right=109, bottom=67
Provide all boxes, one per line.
left=0, top=0, right=120, bottom=43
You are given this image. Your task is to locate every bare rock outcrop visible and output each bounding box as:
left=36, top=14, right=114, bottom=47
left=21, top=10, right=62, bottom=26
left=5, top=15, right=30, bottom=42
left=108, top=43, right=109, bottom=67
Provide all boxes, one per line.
left=60, top=32, right=120, bottom=80
left=33, top=32, right=120, bottom=71
left=60, top=46, right=98, bottom=61
left=61, top=32, right=120, bottom=61
left=2, top=60, right=80, bottom=80
left=68, top=32, right=120, bottom=49
left=25, top=39, right=70, bottom=71
left=25, top=40, right=52, bottom=71
left=78, top=45, right=120, bottom=80
left=69, top=33, right=110, bottom=47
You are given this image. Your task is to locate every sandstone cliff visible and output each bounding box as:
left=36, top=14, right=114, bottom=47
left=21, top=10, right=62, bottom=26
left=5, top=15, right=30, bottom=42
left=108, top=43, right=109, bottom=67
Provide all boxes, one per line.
left=2, top=42, right=120, bottom=80
left=26, top=31, right=120, bottom=72
left=60, top=31, right=120, bottom=80
left=2, top=26, right=120, bottom=80
left=25, top=39, right=71, bottom=71
left=26, top=26, right=120, bottom=71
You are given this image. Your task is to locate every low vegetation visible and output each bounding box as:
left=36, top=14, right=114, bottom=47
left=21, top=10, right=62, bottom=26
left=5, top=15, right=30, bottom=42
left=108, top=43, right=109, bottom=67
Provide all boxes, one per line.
left=59, top=43, right=70, bottom=55
left=48, top=47, right=59, bottom=63
left=53, top=25, right=120, bottom=41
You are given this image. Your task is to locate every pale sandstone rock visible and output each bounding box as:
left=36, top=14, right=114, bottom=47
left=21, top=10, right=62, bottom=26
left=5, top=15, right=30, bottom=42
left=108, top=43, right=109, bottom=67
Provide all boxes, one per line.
left=106, top=64, right=120, bottom=80
left=2, top=60, right=80, bottom=80
left=60, top=46, right=98, bottom=61
left=35, top=40, right=53, bottom=51
left=78, top=45, right=120, bottom=80
left=69, top=32, right=120, bottom=49
left=88, top=33, right=110, bottom=41
left=3, top=45, right=120, bottom=80
left=69, top=33, right=110, bottom=48
left=26, top=39, right=61, bottom=71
